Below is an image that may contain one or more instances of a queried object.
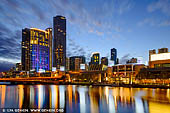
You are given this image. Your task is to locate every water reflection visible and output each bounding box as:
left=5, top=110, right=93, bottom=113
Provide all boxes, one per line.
left=0, top=85, right=170, bottom=113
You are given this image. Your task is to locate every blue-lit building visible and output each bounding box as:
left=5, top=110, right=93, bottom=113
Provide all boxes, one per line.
left=111, top=48, right=117, bottom=65
left=21, top=28, right=52, bottom=72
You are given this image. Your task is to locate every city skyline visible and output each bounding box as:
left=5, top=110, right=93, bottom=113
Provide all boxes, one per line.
left=0, top=0, right=170, bottom=71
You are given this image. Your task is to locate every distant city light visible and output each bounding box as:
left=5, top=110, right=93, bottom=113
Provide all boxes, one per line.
left=80, top=64, right=85, bottom=70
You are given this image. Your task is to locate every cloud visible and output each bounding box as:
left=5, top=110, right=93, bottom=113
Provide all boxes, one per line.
left=0, top=58, right=16, bottom=72
left=119, top=54, right=130, bottom=64
left=67, top=38, right=87, bottom=57
left=147, top=0, right=170, bottom=16
left=159, top=20, right=170, bottom=26
left=117, top=0, right=134, bottom=15
left=137, top=18, right=156, bottom=26
left=137, top=18, right=170, bottom=27
left=0, top=0, right=134, bottom=67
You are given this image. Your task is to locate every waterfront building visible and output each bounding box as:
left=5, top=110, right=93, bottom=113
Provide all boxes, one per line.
left=112, top=64, right=145, bottom=84
left=111, top=48, right=117, bottom=64
left=149, top=48, right=170, bottom=68
left=136, top=67, right=170, bottom=80
left=21, top=28, right=52, bottom=72
left=69, top=56, right=86, bottom=71
left=53, top=15, right=66, bottom=69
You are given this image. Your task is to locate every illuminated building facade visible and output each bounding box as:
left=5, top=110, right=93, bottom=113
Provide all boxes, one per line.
left=69, top=56, right=86, bottom=71
left=112, top=64, right=145, bottom=84
left=66, top=57, right=70, bottom=71
left=90, top=52, right=100, bottom=65
left=21, top=28, right=52, bottom=72
left=111, top=48, right=117, bottom=64
left=53, top=15, right=66, bottom=69
left=46, top=28, right=53, bottom=71
left=149, top=48, right=170, bottom=68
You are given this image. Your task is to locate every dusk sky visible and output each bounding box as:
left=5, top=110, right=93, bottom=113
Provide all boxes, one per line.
left=0, top=0, right=170, bottom=71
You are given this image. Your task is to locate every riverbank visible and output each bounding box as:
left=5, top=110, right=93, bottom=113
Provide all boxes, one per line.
left=0, top=81, right=170, bottom=89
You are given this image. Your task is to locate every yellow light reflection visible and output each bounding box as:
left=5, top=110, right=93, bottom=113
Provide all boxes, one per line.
left=68, top=85, right=72, bottom=108
left=105, top=87, right=109, bottom=104
left=1, top=85, right=6, bottom=108
left=18, top=85, right=24, bottom=108
left=38, top=85, right=44, bottom=109
left=149, top=101, right=170, bottom=113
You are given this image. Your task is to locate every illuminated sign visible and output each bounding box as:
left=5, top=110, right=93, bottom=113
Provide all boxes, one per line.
left=80, top=64, right=85, bottom=70
left=151, top=53, right=170, bottom=61
left=52, top=67, right=56, bottom=72
left=38, top=69, right=45, bottom=73
left=60, top=66, right=65, bottom=71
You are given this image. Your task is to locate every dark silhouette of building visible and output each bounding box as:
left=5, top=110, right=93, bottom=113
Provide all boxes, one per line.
left=101, top=57, right=108, bottom=66
left=21, top=28, right=51, bottom=72
left=126, top=57, right=137, bottom=64
left=158, top=48, right=168, bottom=54
left=111, top=48, right=117, bottom=64
left=69, top=56, right=86, bottom=71
left=149, top=49, right=156, bottom=61
left=53, top=15, right=66, bottom=69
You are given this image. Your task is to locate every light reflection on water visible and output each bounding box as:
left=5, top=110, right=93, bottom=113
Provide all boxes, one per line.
left=0, top=85, right=170, bottom=113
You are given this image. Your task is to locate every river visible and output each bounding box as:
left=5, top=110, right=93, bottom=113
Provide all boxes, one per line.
left=0, top=85, right=170, bottom=113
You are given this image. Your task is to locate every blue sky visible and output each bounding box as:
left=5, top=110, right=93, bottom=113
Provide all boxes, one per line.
left=0, top=0, right=170, bottom=71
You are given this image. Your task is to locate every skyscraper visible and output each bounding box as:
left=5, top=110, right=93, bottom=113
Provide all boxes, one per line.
left=69, top=56, right=86, bottom=71
left=21, top=28, right=51, bottom=72
left=91, top=52, right=100, bottom=65
left=46, top=28, right=52, bottom=71
left=53, top=15, right=66, bottom=69
left=111, top=48, right=117, bottom=64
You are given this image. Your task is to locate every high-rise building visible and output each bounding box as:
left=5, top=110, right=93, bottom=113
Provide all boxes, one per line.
left=69, top=56, right=86, bottom=71
left=66, top=57, right=70, bottom=71
left=21, top=28, right=52, bottom=72
left=90, top=52, right=100, bottom=65
left=111, top=48, right=117, bottom=64
left=101, top=57, right=108, bottom=66
left=46, top=28, right=52, bottom=71
left=53, top=15, right=66, bottom=69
